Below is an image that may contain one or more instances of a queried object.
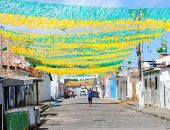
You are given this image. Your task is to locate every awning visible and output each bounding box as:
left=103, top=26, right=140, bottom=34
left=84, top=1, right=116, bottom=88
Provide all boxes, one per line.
left=2, top=76, right=41, bottom=87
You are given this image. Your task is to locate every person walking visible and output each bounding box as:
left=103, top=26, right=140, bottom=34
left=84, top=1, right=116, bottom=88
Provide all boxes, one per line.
left=85, top=86, right=94, bottom=106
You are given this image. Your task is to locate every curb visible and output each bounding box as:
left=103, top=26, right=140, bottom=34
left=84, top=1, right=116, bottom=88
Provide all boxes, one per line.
left=102, top=98, right=123, bottom=104
left=125, top=104, right=170, bottom=121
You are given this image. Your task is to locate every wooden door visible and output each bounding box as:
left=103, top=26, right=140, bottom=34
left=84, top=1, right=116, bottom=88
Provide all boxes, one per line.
left=132, top=82, right=137, bottom=101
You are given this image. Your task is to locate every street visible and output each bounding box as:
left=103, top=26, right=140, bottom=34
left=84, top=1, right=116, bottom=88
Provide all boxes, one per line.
left=39, top=97, right=170, bottom=130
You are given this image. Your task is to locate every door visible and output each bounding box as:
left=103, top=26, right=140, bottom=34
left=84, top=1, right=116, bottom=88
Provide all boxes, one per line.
left=120, top=81, right=127, bottom=100
left=110, top=80, right=117, bottom=99
left=132, top=82, right=137, bottom=101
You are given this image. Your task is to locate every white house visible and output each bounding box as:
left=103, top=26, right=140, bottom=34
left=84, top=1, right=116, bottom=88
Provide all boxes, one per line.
left=38, top=73, right=52, bottom=102
left=139, top=54, right=170, bottom=109
left=143, top=68, right=160, bottom=106
left=156, top=55, right=170, bottom=109
left=51, top=74, right=65, bottom=100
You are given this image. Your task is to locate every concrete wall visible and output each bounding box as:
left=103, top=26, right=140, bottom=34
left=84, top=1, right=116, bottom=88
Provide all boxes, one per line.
left=127, top=77, right=132, bottom=99
left=105, top=78, right=110, bottom=98
left=119, top=80, right=127, bottom=100
left=160, top=68, right=170, bottom=109
left=39, top=73, right=51, bottom=102
left=51, top=75, right=65, bottom=99
left=127, top=78, right=139, bottom=100
left=143, top=71, right=160, bottom=106
left=51, top=74, right=58, bottom=100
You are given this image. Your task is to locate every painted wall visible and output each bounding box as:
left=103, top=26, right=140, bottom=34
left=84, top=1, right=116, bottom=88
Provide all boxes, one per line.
left=127, top=77, right=132, bottom=99
left=160, top=68, right=170, bottom=109
left=143, top=71, right=160, bottom=106
left=105, top=77, right=110, bottom=98
left=51, top=74, right=58, bottom=100
left=51, top=75, right=65, bottom=99
left=119, top=80, right=127, bottom=100
left=39, top=73, right=51, bottom=102
left=110, top=79, right=117, bottom=99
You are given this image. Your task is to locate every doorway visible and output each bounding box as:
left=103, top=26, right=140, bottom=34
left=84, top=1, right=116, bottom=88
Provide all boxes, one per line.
left=132, top=82, right=137, bottom=101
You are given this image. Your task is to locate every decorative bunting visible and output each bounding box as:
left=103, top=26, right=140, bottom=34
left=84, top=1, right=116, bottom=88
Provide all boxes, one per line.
left=0, top=0, right=170, bottom=75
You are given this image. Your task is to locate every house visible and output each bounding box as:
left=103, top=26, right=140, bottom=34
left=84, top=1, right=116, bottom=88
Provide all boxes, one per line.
left=140, top=54, right=170, bottom=109
left=38, top=73, right=53, bottom=102
left=0, top=37, right=43, bottom=129
left=1, top=76, right=41, bottom=130
left=51, top=74, right=65, bottom=100
left=118, top=76, right=127, bottom=100
left=127, top=68, right=139, bottom=101
left=143, top=68, right=160, bottom=106
left=101, top=75, right=121, bottom=100
left=109, top=78, right=117, bottom=99
left=156, top=54, right=170, bottom=109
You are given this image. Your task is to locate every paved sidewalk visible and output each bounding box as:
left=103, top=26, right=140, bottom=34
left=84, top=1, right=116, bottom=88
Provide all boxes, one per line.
left=124, top=100, right=170, bottom=121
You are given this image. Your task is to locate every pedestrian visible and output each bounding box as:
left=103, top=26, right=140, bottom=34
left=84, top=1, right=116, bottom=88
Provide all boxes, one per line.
left=85, top=86, right=93, bottom=106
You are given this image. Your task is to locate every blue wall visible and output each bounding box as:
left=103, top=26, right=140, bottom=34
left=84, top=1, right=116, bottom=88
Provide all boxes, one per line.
left=110, top=79, right=117, bottom=99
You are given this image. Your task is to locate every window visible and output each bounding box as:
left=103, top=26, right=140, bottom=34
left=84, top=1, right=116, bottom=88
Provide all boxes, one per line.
left=150, top=78, right=152, bottom=88
left=155, top=77, right=158, bottom=90
left=145, top=79, right=147, bottom=89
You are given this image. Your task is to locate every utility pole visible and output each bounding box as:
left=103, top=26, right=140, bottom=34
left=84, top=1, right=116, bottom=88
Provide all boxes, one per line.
left=135, top=10, right=144, bottom=108
left=133, top=10, right=142, bottom=80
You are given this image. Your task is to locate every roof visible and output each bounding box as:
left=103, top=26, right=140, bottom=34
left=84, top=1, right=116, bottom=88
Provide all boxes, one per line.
left=6, top=76, right=40, bottom=80
left=2, top=76, right=42, bottom=87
